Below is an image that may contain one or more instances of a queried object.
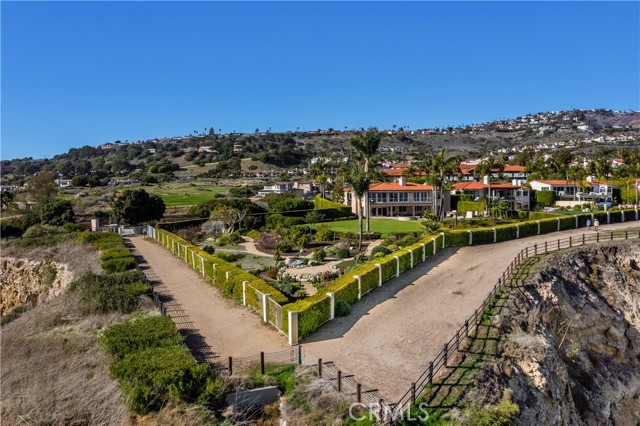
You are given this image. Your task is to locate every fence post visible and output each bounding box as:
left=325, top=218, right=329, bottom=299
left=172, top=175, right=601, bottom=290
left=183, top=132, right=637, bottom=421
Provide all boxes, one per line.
left=537, top=220, right=541, bottom=235
left=625, top=230, right=628, bottom=240
left=575, top=215, right=579, bottom=229
left=533, top=244, right=537, bottom=255
left=242, top=281, right=248, bottom=306
left=607, top=212, right=610, bottom=224
left=443, top=342, right=448, bottom=366
left=516, top=224, right=519, bottom=239
left=492, top=228, right=497, bottom=243
left=337, top=370, right=342, bottom=392
left=569, top=236, right=572, bottom=247
left=428, top=362, right=433, bottom=384
left=455, top=330, right=460, bottom=350
left=411, top=382, right=416, bottom=404
left=465, top=320, right=469, bottom=336
left=409, top=249, right=413, bottom=268
left=318, top=359, right=323, bottom=378
left=597, top=232, right=600, bottom=242
left=298, top=345, right=303, bottom=364
left=557, top=218, right=560, bottom=232
left=288, top=311, right=298, bottom=345
left=260, top=352, right=265, bottom=375
left=228, top=356, right=233, bottom=375
left=356, top=384, right=361, bottom=403
left=582, top=234, right=585, bottom=245
left=262, top=293, right=270, bottom=322
left=200, top=256, right=205, bottom=277
left=611, top=231, right=614, bottom=241
left=395, top=256, right=400, bottom=277
left=191, top=251, right=195, bottom=268
left=327, top=292, right=335, bottom=320
left=421, top=244, right=426, bottom=261
left=468, top=230, right=473, bottom=245
left=432, top=238, right=437, bottom=255
left=557, top=239, right=560, bottom=250
left=544, top=241, right=548, bottom=253
left=376, top=264, right=382, bottom=287
left=441, top=232, right=446, bottom=248
left=355, top=276, right=362, bottom=300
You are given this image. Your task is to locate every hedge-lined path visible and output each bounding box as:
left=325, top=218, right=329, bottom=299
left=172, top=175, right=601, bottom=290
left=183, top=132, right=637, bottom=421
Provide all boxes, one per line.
left=127, top=236, right=289, bottom=360
left=301, top=222, right=637, bottom=403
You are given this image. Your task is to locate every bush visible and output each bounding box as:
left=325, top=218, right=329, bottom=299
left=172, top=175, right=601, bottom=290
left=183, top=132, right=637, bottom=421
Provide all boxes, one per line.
left=255, top=232, right=282, bottom=251
left=370, top=246, right=391, bottom=257
left=535, top=190, right=555, bottom=207
left=312, top=248, right=327, bottom=263
left=41, top=200, right=75, bottom=226
left=68, top=271, right=146, bottom=314
left=102, top=256, right=136, bottom=273
left=335, top=301, right=351, bottom=317
left=245, top=229, right=261, bottom=240
left=100, top=247, right=132, bottom=261
left=214, top=233, right=243, bottom=246
left=275, top=240, right=293, bottom=253
left=102, top=316, right=184, bottom=361
left=203, top=245, right=215, bottom=255
left=335, top=247, right=350, bottom=259
left=23, top=224, right=65, bottom=239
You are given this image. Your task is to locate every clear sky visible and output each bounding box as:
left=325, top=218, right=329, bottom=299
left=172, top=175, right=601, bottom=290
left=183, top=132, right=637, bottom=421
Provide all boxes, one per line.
left=2, top=1, right=639, bottom=160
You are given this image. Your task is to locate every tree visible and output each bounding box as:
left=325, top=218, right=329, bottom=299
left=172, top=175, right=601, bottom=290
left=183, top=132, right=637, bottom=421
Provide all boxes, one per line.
left=349, top=128, right=382, bottom=232
left=474, top=156, right=499, bottom=216
left=420, top=148, right=459, bottom=220
left=1, top=190, right=15, bottom=210
left=41, top=200, right=75, bottom=226
left=27, top=172, right=58, bottom=212
left=347, top=168, right=370, bottom=251
left=112, top=189, right=166, bottom=225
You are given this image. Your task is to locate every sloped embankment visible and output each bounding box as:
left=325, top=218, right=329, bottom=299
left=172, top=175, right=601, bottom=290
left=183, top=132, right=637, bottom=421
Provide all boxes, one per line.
left=476, top=242, right=640, bottom=425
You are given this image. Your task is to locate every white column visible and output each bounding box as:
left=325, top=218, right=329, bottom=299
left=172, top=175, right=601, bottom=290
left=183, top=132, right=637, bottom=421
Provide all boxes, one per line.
left=432, top=239, right=436, bottom=255
left=557, top=218, right=560, bottom=231
left=262, top=293, right=270, bottom=322
left=441, top=232, right=446, bottom=248
left=607, top=212, right=610, bottom=224
left=394, top=256, right=400, bottom=277
left=200, top=256, right=205, bottom=277
left=537, top=221, right=541, bottom=235
left=376, top=263, right=382, bottom=286
left=242, top=281, right=248, bottom=306
left=327, top=292, right=335, bottom=320
left=355, top=275, right=362, bottom=300
left=409, top=250, right=413, bottom=268
left=635, top=209, right=638, bottom=221
left=492, top=228, right=497, bottom=243
left=575, top=215, right=579, bottom=228
left=226, top=271, right=231, bottom=281
left=468, top=230, right=473, bottom=245
left=621, top=211, right=625, bottom=223
left=191, top=251, right=196, bottom=267
left=288, top=311, right=298, bottom=346
left=421, top=244, right=426, bottom=261
left=516, top=224, right=520, bottom=239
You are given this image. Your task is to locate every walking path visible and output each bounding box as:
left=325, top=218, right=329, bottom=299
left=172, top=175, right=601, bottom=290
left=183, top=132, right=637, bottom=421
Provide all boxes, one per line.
left=128, top=236, right=288, bottom=360
left=132, top=222, right=636, bottom=402
left=301, top=222, right=638, bottom=402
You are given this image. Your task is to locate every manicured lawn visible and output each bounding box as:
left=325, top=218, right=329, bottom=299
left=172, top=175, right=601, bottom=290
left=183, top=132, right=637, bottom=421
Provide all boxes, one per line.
left=314, top=218, right=425, bottom=237
left=146, top=184, right=231, bottom=207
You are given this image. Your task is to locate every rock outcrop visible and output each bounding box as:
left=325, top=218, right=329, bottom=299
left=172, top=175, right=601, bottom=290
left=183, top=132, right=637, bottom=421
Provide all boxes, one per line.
left=476, top=242, right=640, bottom=425
left=0, top=257, right=72, bottom=315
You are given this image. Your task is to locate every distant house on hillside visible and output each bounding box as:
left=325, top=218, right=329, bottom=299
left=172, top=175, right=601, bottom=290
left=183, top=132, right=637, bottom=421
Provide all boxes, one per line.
left=529, top=178, right=613, bottom=203
left=451, top=181, right=530, bottom=211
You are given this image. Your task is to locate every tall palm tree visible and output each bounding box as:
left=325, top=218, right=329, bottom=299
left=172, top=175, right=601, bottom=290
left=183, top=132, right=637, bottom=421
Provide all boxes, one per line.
left=420, top=149, right=458, bottom=220
left=347, top=168, right=371, bottom=251
left=349, top=128, right=381, bottom=232
left=474, top=156, right=497, bottom=216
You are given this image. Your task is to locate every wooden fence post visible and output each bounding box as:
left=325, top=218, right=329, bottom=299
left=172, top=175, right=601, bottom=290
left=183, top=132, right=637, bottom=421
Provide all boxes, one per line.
left=443, top=342, right=448, bottom=366
left=228, top=356, right=233, bottom=375
left=428, top=362, right=433, bottom=384
left=318, top=359, right=323, bottom=378
left=411, top=382, right=416, bottom=404
left=337, top=370, right=342, bottom=392
left=260, top=352, right=265, bottom=375
left=356, top=384, right=362, bottom=403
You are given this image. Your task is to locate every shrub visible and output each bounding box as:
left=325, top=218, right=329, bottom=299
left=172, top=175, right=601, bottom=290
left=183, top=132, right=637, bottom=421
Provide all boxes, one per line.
left=68, top=271, right=146, bottom=314
left=23, top=224, right=65, bottom=239
left=102, top=316, right=184, bottom=361
left=312, top=248, right=327, bottom=263
left=466, top=390, right=520, bottom=426
left=102, top=256, right=136, bottom=273
left=245, top=229, right=261, bottom=240
left=535, top=190, right=555, bottom=207
left=41, top=200, right=75, bottom=226
left=335, top=301, right=351, bottom=317
left=370, top=246, right=391, bottom=257
left=283, top=295, right=331, bottom=337
left=100, top=247, right=132, bottom=261
left=214, top=233, right=243, bottom=246
left=123, top=282, right=153, bottom=296
left=275, top=241, right=293, bottom=253
left=203, top=245, right=215, bottom=255
left=256, top=232, right=282, bottom=251
left=335, top=247, right=350, bottom=259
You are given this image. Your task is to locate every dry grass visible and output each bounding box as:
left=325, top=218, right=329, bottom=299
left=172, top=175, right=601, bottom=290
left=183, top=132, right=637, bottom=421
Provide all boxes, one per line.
left=1, top=295, right=130, bottom=426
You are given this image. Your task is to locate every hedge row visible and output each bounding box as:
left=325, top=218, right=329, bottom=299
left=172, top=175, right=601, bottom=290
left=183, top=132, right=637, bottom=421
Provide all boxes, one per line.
left=78, top=232, right=137, bottom=273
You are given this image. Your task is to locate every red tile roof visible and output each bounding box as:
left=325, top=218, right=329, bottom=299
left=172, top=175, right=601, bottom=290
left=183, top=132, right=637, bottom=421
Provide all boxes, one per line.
left=369, top=182, right=435, bottom=191
left=452, top=182, right=522, bottom=190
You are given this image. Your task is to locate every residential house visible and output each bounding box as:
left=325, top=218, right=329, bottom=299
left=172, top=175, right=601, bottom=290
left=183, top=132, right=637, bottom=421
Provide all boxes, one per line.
left=257, top=184, right=292, bottom=198
left=529, top=178, right=613, bottom=203
left=451, top=181, right=531, bottom=211
left=55, top=179, right=72, bottom=188
left=345, top=177, right=449, bottom=218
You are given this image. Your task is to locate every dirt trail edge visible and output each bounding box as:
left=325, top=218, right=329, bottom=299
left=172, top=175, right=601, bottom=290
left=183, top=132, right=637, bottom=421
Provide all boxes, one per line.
left=128, top=236, right=288, bottom=360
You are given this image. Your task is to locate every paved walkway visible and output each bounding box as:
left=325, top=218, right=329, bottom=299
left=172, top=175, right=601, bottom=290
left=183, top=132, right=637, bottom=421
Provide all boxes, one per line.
left=128, top=236, right=288, bottom=360
left=301, top=222, right=638, bottom=402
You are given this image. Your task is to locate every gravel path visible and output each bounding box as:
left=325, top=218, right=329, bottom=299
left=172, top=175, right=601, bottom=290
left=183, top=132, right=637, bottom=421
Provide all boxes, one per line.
left=128, top=236, right=288, bottom=359
left=301, top=222, right=638, bottom=402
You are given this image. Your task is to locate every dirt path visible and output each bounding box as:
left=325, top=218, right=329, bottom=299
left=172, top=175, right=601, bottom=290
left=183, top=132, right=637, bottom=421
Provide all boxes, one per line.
left=128, top=236, right=288, bottom=360
left=301, top=222, right=638, bottom=402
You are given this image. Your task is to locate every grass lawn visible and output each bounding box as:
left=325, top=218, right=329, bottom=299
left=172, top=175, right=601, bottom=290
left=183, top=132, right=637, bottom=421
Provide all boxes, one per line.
left=314, top=218, right=425, bottom=237
left=145, top=183, right=232, bottom=207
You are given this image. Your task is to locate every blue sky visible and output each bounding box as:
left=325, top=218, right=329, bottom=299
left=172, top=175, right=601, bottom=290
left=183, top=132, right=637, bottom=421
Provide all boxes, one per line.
left=2, top=1, right=639, bottom=160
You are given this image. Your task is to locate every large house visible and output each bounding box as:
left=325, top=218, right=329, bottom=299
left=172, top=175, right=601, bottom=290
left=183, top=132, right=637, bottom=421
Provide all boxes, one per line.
left=529, top=178, right=613, bottom=203
left=451, top=181, right=531, bottom=211
left=345, top=177, right=449, bottom=218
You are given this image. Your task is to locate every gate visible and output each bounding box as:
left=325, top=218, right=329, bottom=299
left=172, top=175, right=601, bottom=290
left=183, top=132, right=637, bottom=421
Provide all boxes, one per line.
left=268, top=298, right=283, bottom=330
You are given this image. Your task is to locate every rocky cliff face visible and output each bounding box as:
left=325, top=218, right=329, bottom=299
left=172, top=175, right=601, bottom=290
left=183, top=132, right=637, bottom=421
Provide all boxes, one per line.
left=477, top=242, right=640, bottom=426
left=0, top=257, right=72, bottom=315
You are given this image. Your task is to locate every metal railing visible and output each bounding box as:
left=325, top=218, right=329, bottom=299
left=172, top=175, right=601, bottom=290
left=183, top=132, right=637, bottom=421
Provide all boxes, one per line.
left=377, top=228, right=640, bottom=424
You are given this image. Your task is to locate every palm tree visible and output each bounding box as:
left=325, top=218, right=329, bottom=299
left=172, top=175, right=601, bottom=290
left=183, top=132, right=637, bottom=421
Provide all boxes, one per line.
left=349, top=128, right=382, bottom=232
left=347, top=168, right=371, bottom=251
left=474, top=156, right=497, bottom=216
left=420, top=149, right=458, bottom=220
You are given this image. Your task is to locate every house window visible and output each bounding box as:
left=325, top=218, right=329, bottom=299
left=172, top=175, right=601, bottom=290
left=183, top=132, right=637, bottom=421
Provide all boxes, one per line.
left=370, top=192, right=387, bottom=203
left=389, top=192, right=408, bottom=203
left=414, top=192, right=431, bottom=202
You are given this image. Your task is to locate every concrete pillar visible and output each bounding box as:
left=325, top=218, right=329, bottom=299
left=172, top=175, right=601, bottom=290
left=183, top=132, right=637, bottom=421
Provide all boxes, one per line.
left=191, top=251, right=196, bottom=268
left=575, top=215, right=579, bottom=228
left=394, top=256, right=400, bottom=277
left=516, top=224, right=519, bottom=239
left=621, top=211, right=625, bottom=223
left=432, top=238, right=436, bottom=255
left=242, top=281, right=248, bottom=306
left=409, top=250, right=413, bottom=268
left=327, top=292, right=335, bottom=320
left=537, top=221, right=541, bottom=235
left=441, top=232, right=446, bottom=248
left=200, top=256, right=205, bottom=277
left=421, top=244, right=426, bottom=261
left=376, top=264, right=382, bottom=286
left=557, top=218, right=560, bottom=232
left=492, top=228, right=497, bottom=243
left=288, top=311, right=298, bottom=346
left=262, top=293, right=270, bottom=322
left=355, top=275, right=361, bottom=300
left=468, top=230, right=473, bottom=245
left=226, top=271, right=231, bottom=281
left=607, top=212, right=610, bottom=224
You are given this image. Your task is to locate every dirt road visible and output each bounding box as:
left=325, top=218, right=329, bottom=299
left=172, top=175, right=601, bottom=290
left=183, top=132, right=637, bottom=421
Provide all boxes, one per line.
left=128, top=236, right=288, bottom=360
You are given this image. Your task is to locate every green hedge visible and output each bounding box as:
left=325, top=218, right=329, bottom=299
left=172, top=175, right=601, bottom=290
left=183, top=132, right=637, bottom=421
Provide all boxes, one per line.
left=445, top=230, right=470, bottom=246
left=471, top=229, right=494, bottom=245
left=458, top=201, right=486, bottom=213
left=535, top=190, right=555, bottom=207
left=558, top=216, right=577, bottom=231
left=101, top=247, right=133, bottom=261
left=282, top=294, right=331, bottom=338
left=359, top=264, right=380, bottom=296
left=325, top=274, right=360, bottom=306
left=102, top=257, right=136, bottom=273
left=102, top=316, right=184, bottom=361
left=518, top=221, right=539, bottom=237
left=495, top=225, right=518, bottom=242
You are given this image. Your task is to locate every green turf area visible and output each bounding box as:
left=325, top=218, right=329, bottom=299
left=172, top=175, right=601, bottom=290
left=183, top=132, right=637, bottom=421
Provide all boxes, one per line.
left=314, top=218, right=425, bottom=237
left=146, top=185, right=232, bottom=207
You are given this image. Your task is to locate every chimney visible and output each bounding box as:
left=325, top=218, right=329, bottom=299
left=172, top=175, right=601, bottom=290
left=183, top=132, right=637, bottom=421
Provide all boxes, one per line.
left=586, top=175, right=595, bottom=183
left=399, top=176, right=406, bottom=186
left=482, top=175, right=490, bottom=185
